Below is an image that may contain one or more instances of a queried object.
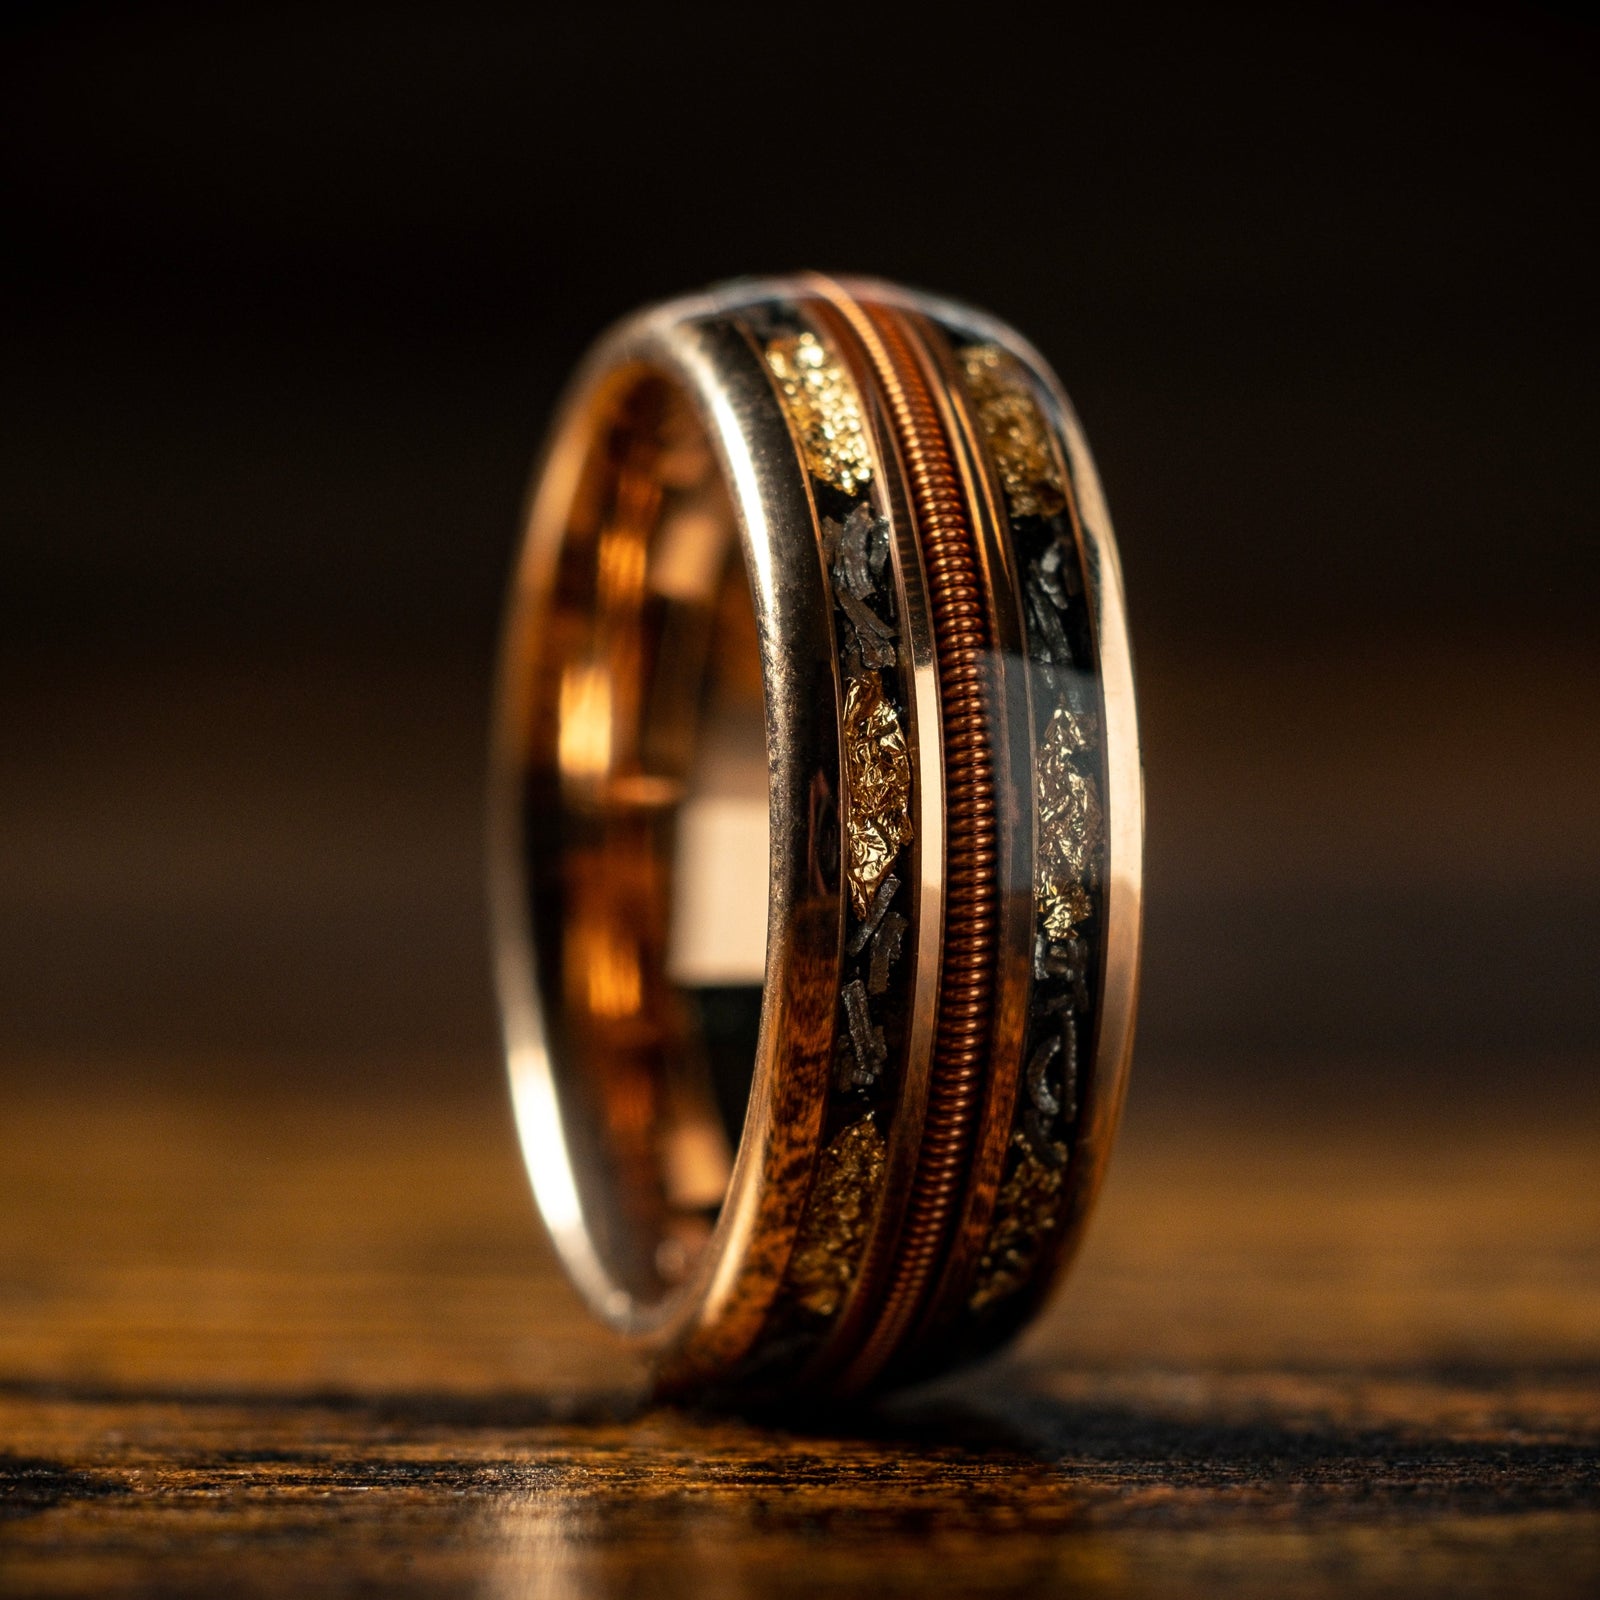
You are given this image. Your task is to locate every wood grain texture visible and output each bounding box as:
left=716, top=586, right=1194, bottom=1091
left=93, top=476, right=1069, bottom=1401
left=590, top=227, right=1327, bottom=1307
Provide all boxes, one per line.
left=2, top=1067, right=1596, bottom=1597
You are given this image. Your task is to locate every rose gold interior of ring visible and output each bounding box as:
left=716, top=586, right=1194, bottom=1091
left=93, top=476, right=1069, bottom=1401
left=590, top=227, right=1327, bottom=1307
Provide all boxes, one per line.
left=522, top=365, right=769, bottom=1308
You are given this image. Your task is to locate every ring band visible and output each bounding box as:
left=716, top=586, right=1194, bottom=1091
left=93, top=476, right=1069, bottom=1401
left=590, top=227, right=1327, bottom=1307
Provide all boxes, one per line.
left=490, top=276, right=1142, bottom=1399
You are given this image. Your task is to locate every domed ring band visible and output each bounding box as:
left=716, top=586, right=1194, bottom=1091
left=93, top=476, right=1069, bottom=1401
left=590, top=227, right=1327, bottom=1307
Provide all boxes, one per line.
left=489, top=275, right=1142, bottom=1400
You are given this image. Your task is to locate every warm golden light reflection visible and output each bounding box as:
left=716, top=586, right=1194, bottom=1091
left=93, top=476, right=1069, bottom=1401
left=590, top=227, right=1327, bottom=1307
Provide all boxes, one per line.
left=557, top=661, right=614, bottom=787
left=486, top=1488, right=602, bottom=1600
left=566, top=909, right=642, bottom=1022
left=596, top=523, right=647, bottom=611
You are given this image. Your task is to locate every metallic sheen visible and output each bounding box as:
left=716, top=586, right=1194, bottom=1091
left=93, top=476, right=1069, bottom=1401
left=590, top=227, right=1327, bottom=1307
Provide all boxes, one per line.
left=489, top=276, right=1143, bottom=1401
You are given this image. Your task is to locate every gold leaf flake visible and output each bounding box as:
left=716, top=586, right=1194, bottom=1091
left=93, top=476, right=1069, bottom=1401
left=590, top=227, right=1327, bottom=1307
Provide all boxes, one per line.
left=960, top=343, right=1066, bottom=519
left=1036, top=706, right=1101, bottom=940
left=969, top=1136, right=1068, bottom=1312
left=788, top=1117, right=887, bottom=1318
left=766, top=331, right=873, bottom=495
left=843, top=672, right=912, bottom=919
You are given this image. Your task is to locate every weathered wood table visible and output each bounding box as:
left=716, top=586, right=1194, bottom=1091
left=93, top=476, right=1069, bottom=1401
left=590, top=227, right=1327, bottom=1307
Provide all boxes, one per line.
left=3, top=1063, right=1596, bottom=1597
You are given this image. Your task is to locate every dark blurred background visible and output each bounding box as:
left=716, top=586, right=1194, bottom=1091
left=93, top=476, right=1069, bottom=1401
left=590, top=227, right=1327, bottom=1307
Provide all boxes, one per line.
left=2, top=4, right=1596, bottom=1105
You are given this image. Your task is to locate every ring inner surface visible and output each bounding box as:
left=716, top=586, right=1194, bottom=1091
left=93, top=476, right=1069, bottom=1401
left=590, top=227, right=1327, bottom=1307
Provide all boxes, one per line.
left=524, top=366, right=766, bottom=1310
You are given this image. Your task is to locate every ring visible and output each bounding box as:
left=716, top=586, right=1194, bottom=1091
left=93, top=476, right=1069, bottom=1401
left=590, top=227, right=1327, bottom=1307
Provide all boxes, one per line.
left=489, top=275, right=1142, bottom=1399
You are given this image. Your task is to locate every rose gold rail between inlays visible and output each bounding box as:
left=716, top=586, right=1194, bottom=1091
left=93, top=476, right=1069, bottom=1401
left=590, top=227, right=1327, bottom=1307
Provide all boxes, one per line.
left=812, top=287, right=1002, bottom=1391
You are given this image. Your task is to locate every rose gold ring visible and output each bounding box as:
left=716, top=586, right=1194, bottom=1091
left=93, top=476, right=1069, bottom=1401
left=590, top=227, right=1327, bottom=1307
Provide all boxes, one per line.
left=489, top=275, right=1142, bottom=1400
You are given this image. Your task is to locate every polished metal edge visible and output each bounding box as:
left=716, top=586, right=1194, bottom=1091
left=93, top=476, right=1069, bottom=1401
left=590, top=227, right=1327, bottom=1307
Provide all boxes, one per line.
left=490, top=297, right=845, bottom=1380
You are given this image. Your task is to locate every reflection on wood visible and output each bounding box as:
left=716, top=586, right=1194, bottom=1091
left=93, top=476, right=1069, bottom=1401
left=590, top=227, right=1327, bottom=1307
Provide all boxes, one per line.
left=0, top=1070, right=1596, bottom=1597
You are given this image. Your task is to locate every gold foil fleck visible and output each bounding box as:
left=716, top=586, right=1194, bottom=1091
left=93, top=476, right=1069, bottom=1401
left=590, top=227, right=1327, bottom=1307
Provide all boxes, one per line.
left=766, top=331, right=873, bottom=495
left=1037, top=705, right=1102, bottom=940
left=842, top=672, right=913, bottom=919
left=969, top=1136, right=1068, bottom=1312
left=959, top=343, right=1066, bottom=519
left=787, top=1117, right=887, bottom=1318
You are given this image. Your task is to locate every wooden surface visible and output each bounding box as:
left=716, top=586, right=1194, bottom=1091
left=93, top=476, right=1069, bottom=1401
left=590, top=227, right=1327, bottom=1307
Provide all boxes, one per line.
left=2, top=1066, right=1597, bottom=1597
